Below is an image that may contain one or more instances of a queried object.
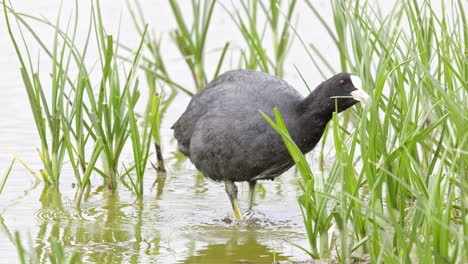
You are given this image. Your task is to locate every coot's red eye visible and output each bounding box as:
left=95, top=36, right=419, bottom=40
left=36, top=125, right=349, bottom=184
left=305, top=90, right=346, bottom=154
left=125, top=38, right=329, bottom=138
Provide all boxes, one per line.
left=340, top=80, right=346, bottom=86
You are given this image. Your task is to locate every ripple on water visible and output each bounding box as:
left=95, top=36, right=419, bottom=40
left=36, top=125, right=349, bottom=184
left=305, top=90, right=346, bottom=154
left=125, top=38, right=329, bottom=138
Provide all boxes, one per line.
left=4, top=162, right=309, bottom=264
left=34, top=208, right=75, bottom=222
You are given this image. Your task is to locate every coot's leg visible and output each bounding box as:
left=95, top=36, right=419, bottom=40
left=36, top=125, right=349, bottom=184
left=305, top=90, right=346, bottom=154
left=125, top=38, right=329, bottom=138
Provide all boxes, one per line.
left=225, top=180, right=242, bottom=221
left=248, top=180, right=257, bottom=210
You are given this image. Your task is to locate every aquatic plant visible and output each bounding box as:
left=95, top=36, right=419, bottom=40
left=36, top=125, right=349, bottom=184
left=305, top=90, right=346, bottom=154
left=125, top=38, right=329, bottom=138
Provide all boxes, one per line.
left=271, top=0, right=468, bottom=262
left=225, top=0, right=297, bottom=77
left=125, top=0, right=180, bottom=173
left=3, top=1, right=72, bottom=185
left=0, top=159, right=14, bottom=196
left=3, top=0, right=467, bottom=262
left=3, top=0, right=103, bottom=193
left=261, top=109, right=334, bottom=258
left=15, top=232, right=80, bottom=264
left=4, top=0, right=151, bottom=195
left=124, top=31, right=163, bottom=195
left=147, top=91, right=166, bottom=173
left=168, top=0, right=228, bottom=91
left=82, top=1, right=147, bottom=192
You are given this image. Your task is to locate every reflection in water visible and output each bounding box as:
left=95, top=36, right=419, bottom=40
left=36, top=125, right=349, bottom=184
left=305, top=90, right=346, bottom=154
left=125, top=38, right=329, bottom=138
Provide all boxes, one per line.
left=170, top=151, right=188, bottom=171
left=152, top=170, right=167, bottom=199
left=35, top=186, right=66, bottom=263
left=0, top=178, right=42, bottom=247
left=180, top=226, right=290, bottom=264
left=15, top=171, right=308, bottom=263
left=0, top=214, right=13, bottom=245
left=31, top=186, right=163, bottom=263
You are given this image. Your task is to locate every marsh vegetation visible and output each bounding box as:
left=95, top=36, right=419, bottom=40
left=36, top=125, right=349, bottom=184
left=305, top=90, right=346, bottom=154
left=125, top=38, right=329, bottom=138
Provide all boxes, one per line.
left=0, top=0, right=467, bottom=263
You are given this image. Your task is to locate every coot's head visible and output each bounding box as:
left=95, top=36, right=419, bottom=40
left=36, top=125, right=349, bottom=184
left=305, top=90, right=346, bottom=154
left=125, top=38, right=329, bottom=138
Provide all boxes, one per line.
left=319, top=73, right=369, bottom=112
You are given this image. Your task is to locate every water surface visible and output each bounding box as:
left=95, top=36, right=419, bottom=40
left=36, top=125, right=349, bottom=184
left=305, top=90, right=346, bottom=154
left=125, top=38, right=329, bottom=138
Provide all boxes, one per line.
left=0, top=0, right=338, bottom=263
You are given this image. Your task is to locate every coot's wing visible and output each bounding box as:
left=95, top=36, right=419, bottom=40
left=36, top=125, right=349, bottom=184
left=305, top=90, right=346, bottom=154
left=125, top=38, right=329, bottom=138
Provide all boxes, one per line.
left=172, top=70, right=302, bottom=158
left=188, top=103, right=297, bottom=182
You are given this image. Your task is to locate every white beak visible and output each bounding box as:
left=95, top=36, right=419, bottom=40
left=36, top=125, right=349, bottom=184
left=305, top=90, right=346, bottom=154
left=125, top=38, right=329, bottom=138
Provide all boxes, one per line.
left=350, top=75, right=369, bottom=103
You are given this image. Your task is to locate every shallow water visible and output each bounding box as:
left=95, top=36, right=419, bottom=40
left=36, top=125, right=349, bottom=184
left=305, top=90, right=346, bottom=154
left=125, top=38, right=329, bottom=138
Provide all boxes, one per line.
left=0, top=0, right=343, bottom=263
left=1, top=167, right=309, bottom=263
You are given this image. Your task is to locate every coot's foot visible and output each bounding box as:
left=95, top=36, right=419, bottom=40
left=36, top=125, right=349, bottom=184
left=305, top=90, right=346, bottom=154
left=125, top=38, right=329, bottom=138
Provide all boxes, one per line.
left=225, top=180, right=243, bottom=221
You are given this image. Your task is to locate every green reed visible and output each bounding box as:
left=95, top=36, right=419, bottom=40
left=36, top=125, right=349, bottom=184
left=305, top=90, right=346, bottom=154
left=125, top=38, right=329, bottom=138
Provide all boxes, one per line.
left=4, top=1, right=97, bottom=192
left=125, top=0, right=181, bottom=172
left=84, top=2, right=146, bottom=191
left=15, top=231, right=80, bottom=264
left=124, top=89, right=161, bottom=195
left=125, top=0, right=232, bottom=172
left=261, top=109, right=334, bottom=258
left=124, top=27, right=161, bottom=195
left=142, top=69, right=170, bottom=174
left=4, top=0, right=150, bottom=195
left=147, top=91, right=166, bottom=173
left=4, top=1, right=72, bottom=185
left=225, top=0, right=296, bottom=77
left=58, top=2, right=104, bottom=199
left=126, top=0, right=265, bottom=173
left=282, top=0, right=468, bottom=262
left=168, top=0, right=229, bottom=91
left=0, top=159, right=14, bottom=196
left=4, top=0, right=102, bottom=193
left=4, top=0, right=467, bottom=262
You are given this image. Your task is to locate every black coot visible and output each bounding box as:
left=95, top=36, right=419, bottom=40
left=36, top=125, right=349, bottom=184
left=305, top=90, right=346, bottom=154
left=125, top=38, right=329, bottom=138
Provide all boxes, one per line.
left=172, top=69, right=368, bottom=220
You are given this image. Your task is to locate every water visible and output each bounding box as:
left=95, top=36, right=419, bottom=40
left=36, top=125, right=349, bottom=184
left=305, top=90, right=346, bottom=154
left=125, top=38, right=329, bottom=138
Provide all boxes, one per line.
left=0, top=0, right=338, bottom=263
left=1, top=170, right=308, bottom=263
left=0, top=162, right=309, bottom=263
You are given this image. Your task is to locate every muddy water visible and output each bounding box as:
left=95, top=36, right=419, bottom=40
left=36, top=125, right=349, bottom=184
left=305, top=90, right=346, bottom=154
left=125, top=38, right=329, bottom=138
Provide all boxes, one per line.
left=0, top=0, right=338, bottom=263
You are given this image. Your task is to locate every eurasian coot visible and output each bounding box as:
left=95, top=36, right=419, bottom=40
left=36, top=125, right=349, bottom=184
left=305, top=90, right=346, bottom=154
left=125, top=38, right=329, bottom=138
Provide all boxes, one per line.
left=172, top=69, right=368, bottom=220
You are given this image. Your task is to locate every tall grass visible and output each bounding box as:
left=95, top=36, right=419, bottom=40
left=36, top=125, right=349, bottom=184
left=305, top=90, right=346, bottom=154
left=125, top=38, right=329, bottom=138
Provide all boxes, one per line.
left=4, top=0, right=98, bottom=192
left=225, top=0, right=297, bottom=77
left=261, top=109, right=334, bottom=258
left=4, top=1, right=72, bottom=185
left=124, top=0, right=231, bottom=173
left=267, top=0, right=468, bottom=262
left=168, top=0, right=229, bottom=91
left=124, top=30, right=162, bottom=195
left=3, top=0, right=467, bottom=262
left=147, top=92, right=165, bottom=173
left=123, top=90, right=161, bottom=195
left=3, top=1, right=104, bottom=195
left=125, top=0, right=180, bottom=173
left=83, top=1, right=144, bottom=192
left=0, top=159, right=14, bottom=196
left=4, top=0, right=154, bottom=196
left=14, top=231, right=80, bottom=264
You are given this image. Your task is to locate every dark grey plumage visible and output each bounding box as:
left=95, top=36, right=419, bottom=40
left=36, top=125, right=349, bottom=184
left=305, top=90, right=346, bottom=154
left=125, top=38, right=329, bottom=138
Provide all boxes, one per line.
left=172, top=69, right=367, bottom=219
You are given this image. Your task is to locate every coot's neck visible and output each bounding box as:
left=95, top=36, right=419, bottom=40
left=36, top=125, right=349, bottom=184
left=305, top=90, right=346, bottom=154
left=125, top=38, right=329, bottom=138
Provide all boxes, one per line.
left=291, top=89, right=333, bottom=153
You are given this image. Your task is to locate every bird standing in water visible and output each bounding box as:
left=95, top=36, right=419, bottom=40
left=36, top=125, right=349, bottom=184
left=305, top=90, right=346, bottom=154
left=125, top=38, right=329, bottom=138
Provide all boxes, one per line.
left=172, top=69, right=368, bottom=220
